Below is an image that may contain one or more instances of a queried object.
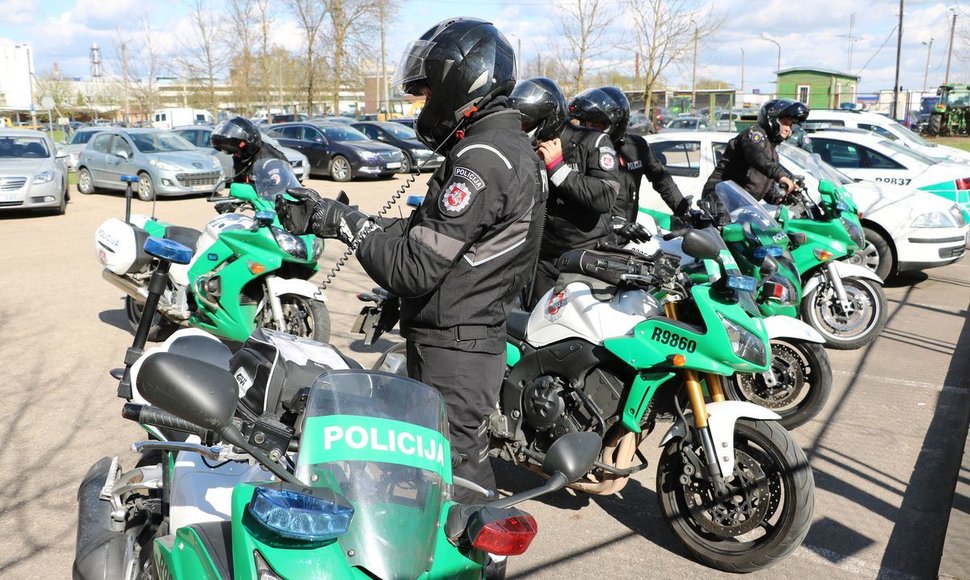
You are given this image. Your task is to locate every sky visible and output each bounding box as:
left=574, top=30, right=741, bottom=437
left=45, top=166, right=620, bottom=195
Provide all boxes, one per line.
left=0, top=0, right=967, bottom=96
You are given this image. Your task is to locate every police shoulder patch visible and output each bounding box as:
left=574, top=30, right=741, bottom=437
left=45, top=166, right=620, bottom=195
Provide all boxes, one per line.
left=598, top=146, right=617, bottom=171
left=438, top=165, right=485, bottom=217
left=749, top=130, right=765, bottom=144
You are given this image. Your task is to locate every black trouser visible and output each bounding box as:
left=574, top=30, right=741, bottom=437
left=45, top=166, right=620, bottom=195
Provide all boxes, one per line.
left=530, top=258, right=560, bottom=310
left=406, top=341, right=504, bottom=504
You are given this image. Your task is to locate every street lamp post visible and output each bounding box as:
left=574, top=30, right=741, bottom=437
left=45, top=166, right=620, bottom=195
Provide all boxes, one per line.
left=923, top=38, right=934, bottom=92
left=761, top=34, right=782, bottom=96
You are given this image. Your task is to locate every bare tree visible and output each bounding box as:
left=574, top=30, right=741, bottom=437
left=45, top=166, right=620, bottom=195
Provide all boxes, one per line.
left=557, top=0, right=619, bottom=94
left=255, top=0, right=275, bottom=112
left=324, top=0, right=378, bottom=113
left=225, top=0, right=258, bottom=114
left=287, top=0, right=329, bottom=114
left=376, top=0, right=399, bottom=116
left=628, top=0, right=721, bottom=120
left=177, top=0, right=229, bottom=119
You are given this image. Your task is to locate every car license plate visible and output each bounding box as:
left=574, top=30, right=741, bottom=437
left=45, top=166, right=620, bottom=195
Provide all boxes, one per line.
left=0, top=193, right=19, bottom=202
left=192, top=184, right=211, bottom=192
left=386, top=162, right=401, bottom=169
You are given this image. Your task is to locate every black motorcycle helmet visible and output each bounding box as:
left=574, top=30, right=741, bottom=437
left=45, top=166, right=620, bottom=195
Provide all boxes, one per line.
left=211, top=116, right=261, bottom=159
left=509, top=77, right=568, bottom=145
left=568, top=87, right=629, bottom=144
left=392, top=17, right=516, bottom=150
left=757, top=99, right=810, bottom=143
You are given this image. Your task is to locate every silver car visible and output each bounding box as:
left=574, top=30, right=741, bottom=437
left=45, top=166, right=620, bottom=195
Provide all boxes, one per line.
left=174, top=125, right=309, bottom=182
left=0, top=130, right=69, bottom=215
left=76, top=129, right=225, bottom=201
left=61, top=127, right=104, bottom=172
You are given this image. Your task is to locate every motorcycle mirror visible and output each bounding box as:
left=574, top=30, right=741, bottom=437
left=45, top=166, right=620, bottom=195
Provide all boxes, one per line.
left=541, top=431, right=602, bottom=483
left=137, top=352, right=239, bottom=433
left=761, top=255, right=779, bottom=277
left=681, top=228, right=725, bottom=261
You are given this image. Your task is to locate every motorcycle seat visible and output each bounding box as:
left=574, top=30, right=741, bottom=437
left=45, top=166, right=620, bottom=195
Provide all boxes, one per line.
left=507, top=309, right=529, bottom=342
left=164, top=226, right=202, bottom=253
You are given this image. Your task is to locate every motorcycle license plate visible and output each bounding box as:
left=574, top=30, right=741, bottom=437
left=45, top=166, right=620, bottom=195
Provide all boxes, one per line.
left=0, top=193, right=19, bottom=202
left=386, top=162, right=401, bottom=169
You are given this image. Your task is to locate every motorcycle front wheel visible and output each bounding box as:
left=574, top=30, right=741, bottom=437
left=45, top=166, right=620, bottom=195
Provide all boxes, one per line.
left=657, top=419, right=815, bottom=573
left=801, top=276, right=887, bottom=350
left=276, top=294, right=331, bottom=342
left=725, top=339, right=832, bottom=430
left=126, top=296, right=178, bottom=342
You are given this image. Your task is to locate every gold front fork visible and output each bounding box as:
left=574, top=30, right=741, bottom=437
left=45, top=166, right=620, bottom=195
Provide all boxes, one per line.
left=663, top=301, right=724, bottom=428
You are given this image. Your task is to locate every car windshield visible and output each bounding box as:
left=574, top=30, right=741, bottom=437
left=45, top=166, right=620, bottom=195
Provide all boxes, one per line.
left=713, top=181, right=781, bottom=232
left=881, top=122, right=932, bottom=146
left=296, top=370, right=449, bottom=580
left=877, top=138, right=939, bottom=165
left=779, top=144, right=855, bottom=185
left=69, top=131, right=97, bottom=145
left=0, top=136, right=49, bottom=158
left=382, top=123, right=416, bottom=140
left=320, top=125, right=369, bottom=142
left=130, top=132, right=195, bottom=153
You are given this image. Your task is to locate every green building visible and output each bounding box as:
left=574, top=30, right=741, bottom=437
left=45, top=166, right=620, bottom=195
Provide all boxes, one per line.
left=776, top=67, right=859, bottom=109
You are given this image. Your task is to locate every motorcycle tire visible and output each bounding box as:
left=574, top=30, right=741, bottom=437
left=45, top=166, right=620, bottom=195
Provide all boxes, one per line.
left=801, top=276, right=887, bottom=350
left=277, top=294, right=331, bottom=343
left=657, top=419, right=815, bottom=573
left=125, top=296, right=178, bottom=342
left=725, top=339, right=832, bottom=430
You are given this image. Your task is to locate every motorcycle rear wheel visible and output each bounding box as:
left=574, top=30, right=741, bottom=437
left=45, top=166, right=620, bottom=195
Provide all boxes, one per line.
left=657, top=419, right=814, bottom=573
left=725, top=339, right=832, bottom=430
left=126, top=296, right=178, bottom=342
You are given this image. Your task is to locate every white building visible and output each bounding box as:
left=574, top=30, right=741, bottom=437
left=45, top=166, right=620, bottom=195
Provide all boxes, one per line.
left=0, top=41, right=34, bottom=110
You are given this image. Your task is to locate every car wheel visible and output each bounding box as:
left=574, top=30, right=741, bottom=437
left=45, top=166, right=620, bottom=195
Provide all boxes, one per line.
left=399, top=154, right=412, bottom=174
left=137, top=172, right=155, bottom=202
left=55, top=186, right=67, bottom=215
left=77, top=167, right=95, bottom=194
left=860, top=226, right=894, bottom=281
left=329, top=156, right=352, bottom=182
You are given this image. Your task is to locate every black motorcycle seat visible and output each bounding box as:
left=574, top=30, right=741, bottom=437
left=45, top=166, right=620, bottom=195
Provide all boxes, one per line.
left=507, top=309, right=529, bottom=342
left=164, top=226, right=202, bottom=253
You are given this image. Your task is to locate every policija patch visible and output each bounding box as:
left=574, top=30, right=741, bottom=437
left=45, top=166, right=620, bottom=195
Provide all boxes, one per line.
left=599, top=146, right=617, bottom=171
left=439, top=166, right=485, bottom=217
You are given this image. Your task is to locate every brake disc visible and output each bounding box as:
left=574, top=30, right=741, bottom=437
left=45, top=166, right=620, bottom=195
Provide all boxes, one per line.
left=737, top=342, right=806, bottom=408
left=681, top=448, right=771, bottom=537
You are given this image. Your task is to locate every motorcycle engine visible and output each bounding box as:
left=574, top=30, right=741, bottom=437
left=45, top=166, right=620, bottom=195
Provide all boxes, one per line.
left=522, top=367, right=627, bottom=440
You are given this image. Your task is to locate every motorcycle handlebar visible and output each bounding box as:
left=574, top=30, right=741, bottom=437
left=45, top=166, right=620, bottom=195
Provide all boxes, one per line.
left=122, top=403, right=213, bottom=441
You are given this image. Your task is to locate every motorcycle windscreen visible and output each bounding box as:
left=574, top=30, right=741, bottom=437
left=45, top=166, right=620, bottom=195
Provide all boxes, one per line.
left=296, top=370, right=451, bottom=580
left=713, top=181, right=783, bottom=234
left=251, top=158, right=302, bottom=200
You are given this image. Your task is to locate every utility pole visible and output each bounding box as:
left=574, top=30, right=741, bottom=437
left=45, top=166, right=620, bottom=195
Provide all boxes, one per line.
left=945, top=12, right=957, bottom=86
left=847, top=13, right=857, bottom=70
left=891, top=0, right=903, bottom=119
left=923, top=38, right=934, bottom=92
left=740, top=48, right=745, bottom=93
left=690, top=22, right=698, bottom=112
left=379, top=0, right=388, bottom=117
left=120, top=40, right=130, bottom=125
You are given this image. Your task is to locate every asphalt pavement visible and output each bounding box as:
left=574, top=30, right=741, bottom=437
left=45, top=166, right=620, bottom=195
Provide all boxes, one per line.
left=0, top=176, right=968, bottom=579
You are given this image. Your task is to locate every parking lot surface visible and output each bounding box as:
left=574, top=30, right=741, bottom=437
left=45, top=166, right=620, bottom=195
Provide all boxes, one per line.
left=0, top=176, right=967, bottom=579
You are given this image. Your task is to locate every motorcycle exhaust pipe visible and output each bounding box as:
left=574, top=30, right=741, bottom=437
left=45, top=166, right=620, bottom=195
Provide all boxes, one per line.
left=101, top=269, right=148, bottom=304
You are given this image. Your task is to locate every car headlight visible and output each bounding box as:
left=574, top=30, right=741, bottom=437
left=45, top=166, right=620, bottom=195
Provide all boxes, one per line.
left=32, top=170, right=54, bottom=184
left=411, top=148, right=432, bottom=158
left=210, top=157, right=222, bottom=169
left=840, top=217, right=865, bottom=248
left=717, top=313, right=768, bottom=367
left=271, top=227, right=308, bottom=260
left=359, top=150, right=379, bottom=160
left=149, top=159, right=180, bottom=172
left=911, top=211, right=957, bottom=228
left=949, top=205, right=967, bottom=228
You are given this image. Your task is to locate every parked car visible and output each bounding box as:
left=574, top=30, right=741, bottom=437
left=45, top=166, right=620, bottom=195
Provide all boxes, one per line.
left=0, top=130, right=69, bottom=215
left=351, top=121, right=444, bottom=173
left=643, top=131, right=969, bottom=279
left=76, top=129, right=224, bottom=201
left=390, top=117, right=417, bottom=130
left=627, top=111, right=655, bottom=135
left=714, top=111, right=738, bottom=132
left=270, top=113, right=307, bottom=124
left=311, top=116, right=356, bottom=125
left=61, top=127, right=104, bottom=172
left=661, top=116, right=712, bottom=132
left=173, top=125, right=309, bottom=182
left=807, top=129, right=970, bottom=219
left=807, top=109, right=970, bottom=164
left=265, top=122, right=404, bottom=181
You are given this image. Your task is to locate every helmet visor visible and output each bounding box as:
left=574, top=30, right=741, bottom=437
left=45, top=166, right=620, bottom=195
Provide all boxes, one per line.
left=392, top=40, right=436, bottom=95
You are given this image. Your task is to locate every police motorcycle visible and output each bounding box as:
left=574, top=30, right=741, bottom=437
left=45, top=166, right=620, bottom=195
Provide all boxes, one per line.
left=359, top=224, right=815, bottom=573
left=74, top=235, right=600, bottom=580
left=637, top=184, right=833, bottom=430
left=94, top=159, right=330, bottom=344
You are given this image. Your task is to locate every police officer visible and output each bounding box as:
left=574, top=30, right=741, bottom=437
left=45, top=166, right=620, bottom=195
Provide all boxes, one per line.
left=277, top=18, right=545, bottom=504
left=529, top=84, right=621, bottom=303
left=210, top=116, right=288, bottom=184
left=570, top=87, right=690, bottom=243
left=790, top=121, right=814, bottom=153
left=702, top=99, right=809, bottom=204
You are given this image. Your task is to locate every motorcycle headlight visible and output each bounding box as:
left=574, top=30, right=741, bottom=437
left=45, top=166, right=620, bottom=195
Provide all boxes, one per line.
left=248, top=485, right=353, bottom=543
left=272, top=226, right=308, bottom=260
left=310, top=237, right=323, bottom=261
left=32, top=170, right=54, bottom=184
left=840, top=217, right=865, bottom=248
left=717, top=313, right=767, bottom=367
left=911, top=211, right=958, bottom=229
left=949, top=205, right=967, bottom=227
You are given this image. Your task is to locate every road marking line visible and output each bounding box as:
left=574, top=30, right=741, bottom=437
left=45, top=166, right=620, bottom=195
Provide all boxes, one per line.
left=832, top=370, right=968, bottom=394
left=800, top=544, right=919, bottom=580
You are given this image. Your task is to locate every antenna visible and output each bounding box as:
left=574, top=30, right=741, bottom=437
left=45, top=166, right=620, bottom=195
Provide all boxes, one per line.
left=837, top=13, right=860, bottom=71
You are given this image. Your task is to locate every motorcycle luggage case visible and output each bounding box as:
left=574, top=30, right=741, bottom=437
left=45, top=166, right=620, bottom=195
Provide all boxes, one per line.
left=95, top=218, right=152, bottom=275
left=230, top=328, right=360, bottom=416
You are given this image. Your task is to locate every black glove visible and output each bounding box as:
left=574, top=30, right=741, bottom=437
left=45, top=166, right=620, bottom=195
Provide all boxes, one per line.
left=612, top=218, right=651, bottom=243
left=276, top=187, right=323, bottom=234
left=673, top=195, right=692, bottom=217
left=308, top=198, right=379, bottom=245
